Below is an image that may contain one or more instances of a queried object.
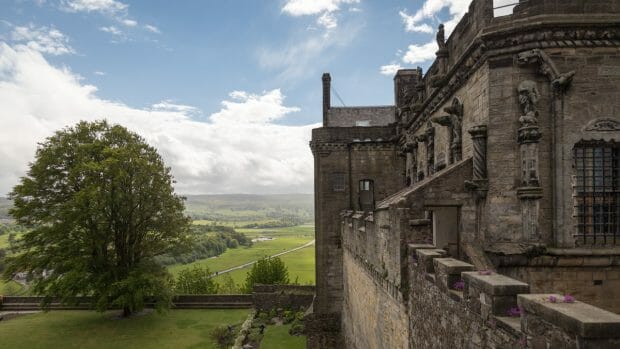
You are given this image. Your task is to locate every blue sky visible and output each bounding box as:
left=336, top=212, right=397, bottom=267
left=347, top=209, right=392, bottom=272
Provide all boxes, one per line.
left=0, top=0, right=513, bottom=194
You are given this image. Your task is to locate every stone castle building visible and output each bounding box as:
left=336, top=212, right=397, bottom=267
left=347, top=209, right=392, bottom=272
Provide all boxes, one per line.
left=308, top=0, right=620, bottom=348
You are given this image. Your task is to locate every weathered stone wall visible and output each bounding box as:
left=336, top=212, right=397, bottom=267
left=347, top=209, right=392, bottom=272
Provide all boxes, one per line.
left=311, top=125, right=404, bottom=316
left=0, top=294, right=254, bottom=311
left=327, top=106, right=395, bottom=127
left=341, top=250, right=409, bottom=349
left=498, top=255, right=620, bottom=313
left=252, top=284, right=315, bottom=312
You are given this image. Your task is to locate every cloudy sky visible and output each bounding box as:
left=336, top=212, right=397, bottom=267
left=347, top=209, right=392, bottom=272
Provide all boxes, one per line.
left=0, top=0, right=515, bottom=195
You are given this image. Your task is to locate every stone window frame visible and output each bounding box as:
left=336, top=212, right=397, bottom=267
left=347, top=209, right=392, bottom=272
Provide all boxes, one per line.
left=573, top=140, right=620, bottom=245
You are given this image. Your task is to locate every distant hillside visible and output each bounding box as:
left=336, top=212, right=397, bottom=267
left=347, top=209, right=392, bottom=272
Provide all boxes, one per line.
left=0, top=194, right=315, bottom=223
left=184, top=194, right=314, bottom=223
left=0, top=197, right=11, bottom=219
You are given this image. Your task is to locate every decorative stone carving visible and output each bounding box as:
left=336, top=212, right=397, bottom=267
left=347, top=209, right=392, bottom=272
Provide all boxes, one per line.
left=517, top=49, right=575, bottom=94
left=465, top=125, right=488, bottom=200
left=432, top=97, right=463, bottom=164
left=435, top=24, right=449, bottom=78
left=584, top=118, right=620, bottom=132
left=424, top=122, right=435, bottom=176
left=436, top=24, right=446, bottom=50
left=517, top=81, right=539, bottom=127
left=403, top=133, right=418, bottom=186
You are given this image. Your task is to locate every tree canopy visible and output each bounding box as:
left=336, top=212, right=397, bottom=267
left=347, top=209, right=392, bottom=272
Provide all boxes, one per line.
left=3, top=120, right=191, bottom=316
left=242, top=256, right=289, bottom=293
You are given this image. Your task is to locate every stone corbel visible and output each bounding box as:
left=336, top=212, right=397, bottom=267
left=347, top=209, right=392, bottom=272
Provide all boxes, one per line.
left=517, top=49, right=575, bottom=94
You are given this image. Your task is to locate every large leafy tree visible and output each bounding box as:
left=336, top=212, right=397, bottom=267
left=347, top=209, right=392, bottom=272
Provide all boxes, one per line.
left=3, top=120, right=191, bottom=316
left=242, top=256, right=289, bottom=293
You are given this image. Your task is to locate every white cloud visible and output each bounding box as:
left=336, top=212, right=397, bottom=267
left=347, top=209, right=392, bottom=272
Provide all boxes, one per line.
left=150, top=100, right=200, bottom=116
left=282, top=0, right=359, bottom=16
left=399, top=10, right=434, bottom=33
left=382, top=0, right=470, bottom=71
left=282, top=0, right=360, bottom=29
left=62, top=0, right=128, bottom=14
left=399, top=0, right=469, bottom=36
left=317, top=12, right=337, bottom=30
left=144, top=24, right=160, bottom=34
left=402, top=41, right=438, bottom=64
left=62, top=0, right=162, bottom=35
left=258, top=20, right=360, bottom=81
left=0, top=43, right=317, bottom=195
left=10, top=24, right=75, bottom=55
left=121, top=19, right=137, bottom=27
left=379, top=63, right=403, bottom=76
left=94, top=71, right=106, bottom=76
left=99, top=26, right=122, bottom=36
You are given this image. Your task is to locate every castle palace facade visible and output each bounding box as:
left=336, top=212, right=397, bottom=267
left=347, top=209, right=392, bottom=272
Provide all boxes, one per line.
left=308, top=1, right=620, bottom=348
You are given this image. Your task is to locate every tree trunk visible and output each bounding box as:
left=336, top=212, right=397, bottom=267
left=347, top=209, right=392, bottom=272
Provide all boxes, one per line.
left=122, top=306, right=132, bottom=317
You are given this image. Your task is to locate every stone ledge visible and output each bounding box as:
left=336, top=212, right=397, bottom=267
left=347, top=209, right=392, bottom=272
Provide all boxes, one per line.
left=434, top=258, right=475, bottom=275
left=518, top=294, right=620, bottom=339
left=462, top=272, right=529, bottom=296
left=434, top=258, right=475, bottom=291
left=416, top=249, right=447, bottom=273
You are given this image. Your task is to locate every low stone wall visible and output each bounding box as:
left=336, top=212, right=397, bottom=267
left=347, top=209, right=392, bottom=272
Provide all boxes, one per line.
left=0, top=294, right=253, bottom=311
left=252, top=284, right=314, bottom=312
left=408, top=244, right=620, bottom=348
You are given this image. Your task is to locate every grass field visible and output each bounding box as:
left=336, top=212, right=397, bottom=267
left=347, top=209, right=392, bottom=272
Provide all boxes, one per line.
left=0, top=309, right=250, bottom=349
left=167, top=236, right=312, bottom=277
left=168, top=224, right=315, bottom=287
left=260, top=324, right=306, bottom=349
left=0, top=279, right=28, bottom=296
left=211, top=243, right=315, bottom=286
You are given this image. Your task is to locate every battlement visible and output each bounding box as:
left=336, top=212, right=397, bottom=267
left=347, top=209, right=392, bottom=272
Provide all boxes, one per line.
left=408, top=245, right=620, bottom=348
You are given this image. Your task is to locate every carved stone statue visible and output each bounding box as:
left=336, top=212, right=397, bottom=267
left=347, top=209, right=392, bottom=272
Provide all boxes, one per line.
left=517, top=80, right=540, bottom=128
left=436, top=24, right=446, bottom=49
left=431, top=98, right=463, bottom=163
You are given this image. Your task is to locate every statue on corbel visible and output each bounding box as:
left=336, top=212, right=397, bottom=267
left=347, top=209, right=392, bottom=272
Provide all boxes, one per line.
left=431, top=97, right=463, bottom=163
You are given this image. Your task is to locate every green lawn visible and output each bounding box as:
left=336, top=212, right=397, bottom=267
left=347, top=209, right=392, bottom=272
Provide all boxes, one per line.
left=211, top=243, right=315, bottom=286
left=0, top=309, right=249, bottom=349
left=260, top=324, right=306, bottom=349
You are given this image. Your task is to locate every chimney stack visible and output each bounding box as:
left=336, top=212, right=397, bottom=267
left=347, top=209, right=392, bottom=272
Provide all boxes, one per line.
left=322, top=73, right=331, bottom=127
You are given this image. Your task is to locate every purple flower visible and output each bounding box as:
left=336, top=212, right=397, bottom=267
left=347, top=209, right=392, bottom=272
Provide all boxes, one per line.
left=548, top=295, right=558, bottom=303
left=563, top=295, right=575, bottom=303
left=507, top=306, right=522, bottom=317
left=478, top=270, right=493, bottom=275
left=452, top=280, right=465, bottom=291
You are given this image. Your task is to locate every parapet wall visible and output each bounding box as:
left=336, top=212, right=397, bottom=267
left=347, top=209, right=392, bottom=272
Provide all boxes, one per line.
left=252, top=284, right=315, bottom=312
left=0, top=294, right=254, bottom=311
left=408, top=244, right=620, bottom=348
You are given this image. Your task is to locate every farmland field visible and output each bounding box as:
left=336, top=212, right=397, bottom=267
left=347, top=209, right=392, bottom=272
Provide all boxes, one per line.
left=168, top=225, right=315, bottom=283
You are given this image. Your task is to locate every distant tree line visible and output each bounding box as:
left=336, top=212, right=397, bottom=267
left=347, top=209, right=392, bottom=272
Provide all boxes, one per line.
left=156, top=225, right=252, bottom=266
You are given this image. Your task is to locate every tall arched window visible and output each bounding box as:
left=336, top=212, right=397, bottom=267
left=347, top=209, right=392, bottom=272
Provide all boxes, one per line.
left=574, top=141, right=620, bottom=244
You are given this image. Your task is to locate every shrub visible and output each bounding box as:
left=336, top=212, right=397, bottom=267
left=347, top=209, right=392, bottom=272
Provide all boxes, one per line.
left=209, top=325, right=236, bottom=349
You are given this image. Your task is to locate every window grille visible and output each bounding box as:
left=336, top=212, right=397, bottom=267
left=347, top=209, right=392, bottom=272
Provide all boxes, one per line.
left=332, top=173, right=346, bottom=192
left=574, top=141, right=620, bottom=244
